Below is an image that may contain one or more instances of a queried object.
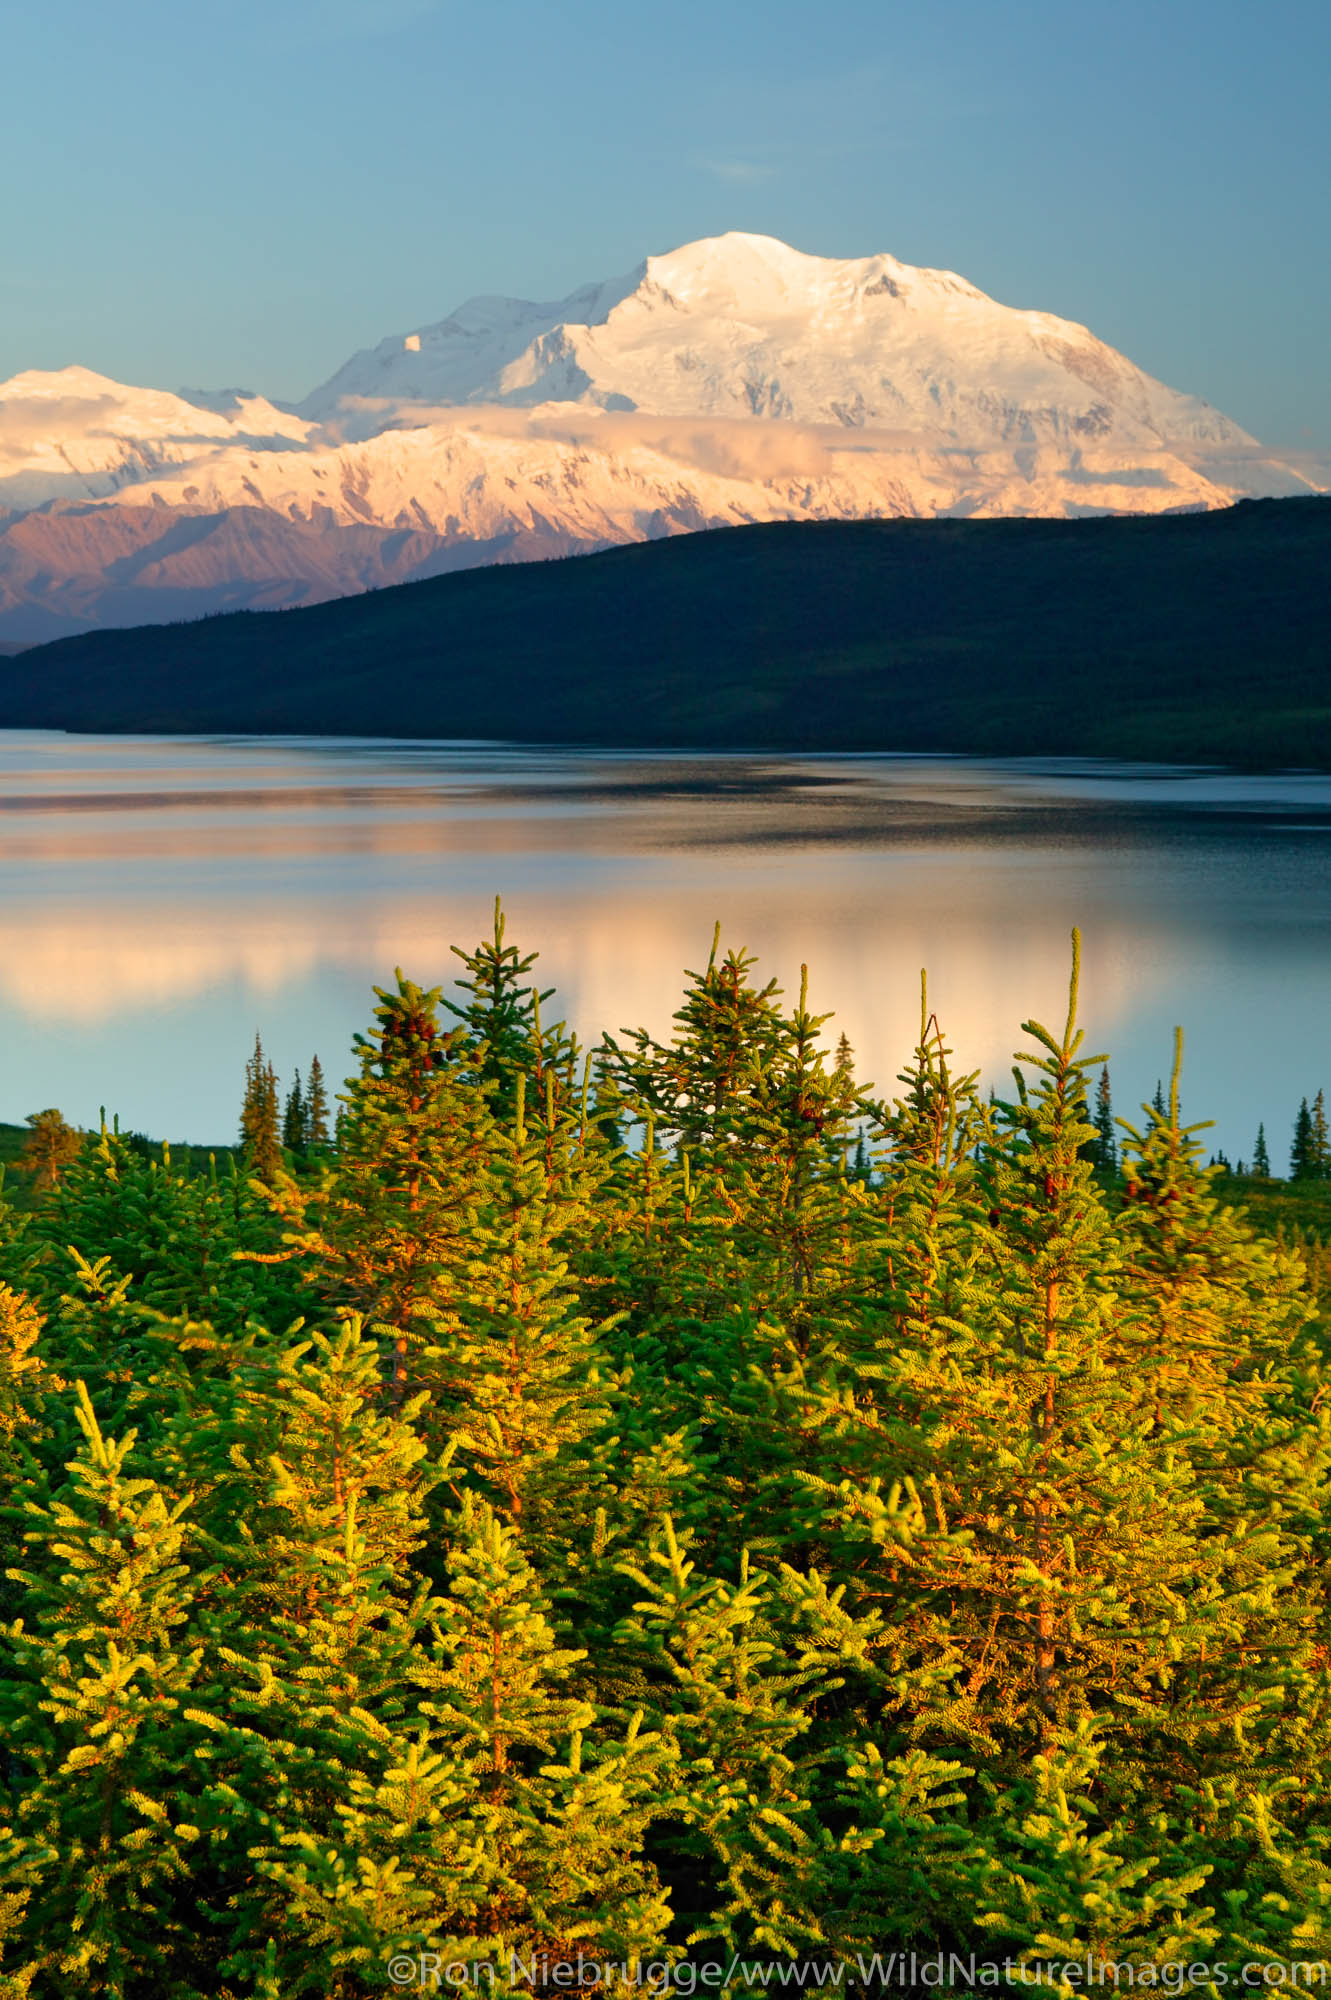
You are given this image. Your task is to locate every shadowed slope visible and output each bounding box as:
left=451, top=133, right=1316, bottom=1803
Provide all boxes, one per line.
left=3, top=498, right=1328, bottom=767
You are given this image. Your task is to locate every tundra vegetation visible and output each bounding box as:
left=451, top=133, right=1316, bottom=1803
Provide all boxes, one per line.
left=0, top=910, right=1328, bottom=1998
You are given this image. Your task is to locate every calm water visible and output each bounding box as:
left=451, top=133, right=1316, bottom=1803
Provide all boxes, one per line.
left=2, top=731, right=1329, bottom=1159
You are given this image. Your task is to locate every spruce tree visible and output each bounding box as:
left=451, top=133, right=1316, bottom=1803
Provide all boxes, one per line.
left=882, top=936, right=1166, bottom=1758
left=0, top=1284, right=62, bottom=1625
left=1291, top=1096, right=1313, bottom=1180
left=820, top=947, right=1275, bottom=1770
left=413, top=1494, right=674, bottom=1967
left=1312, top=1087, right=1330, bottom=1179
left=817, top=1728, right=1218, bottom=1965
left=281, top=1067, right=306, bottom=1154
left=0, top=1385, right=206, bottom=1994
left=0, top=1283, right=54, bottom=1480
left=1253, top=1121, right=1271, bottom=1177
left=275, top=974, right=494, bottom=1399
left=613, top=1519, right=825, bottom=1956
left=445, top=897, right=577, bottom=1117
left=238, top=1033, right=282, bottom=1184
left=1108, top=1033, right=1322, bottom=1855
left=601, top=925, right=793, bottom=1161
left=305, top=1054, right=330, bottom=1151
left=18, top=1110, right=82, bottom=1192
left=207, top=1482, right=676, bottom=1987
left=182, top=1318, right=449, bottom=1988
left=410, top=1068, right=615, bottom=1563
left=1114, top=1031, right=1313, bottom=1426
left=596, top=940, right=866, bottom=1571
left=1091, top=1062, right=1116, bottom=1173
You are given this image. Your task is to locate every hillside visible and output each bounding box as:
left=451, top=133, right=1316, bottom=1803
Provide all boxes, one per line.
left=4, top=496, right=1327, bottom=765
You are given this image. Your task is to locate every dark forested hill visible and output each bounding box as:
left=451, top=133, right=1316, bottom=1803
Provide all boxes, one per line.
left=3, top=497, right=1328, bottom=764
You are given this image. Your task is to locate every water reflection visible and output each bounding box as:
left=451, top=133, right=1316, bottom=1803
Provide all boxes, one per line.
left=1, top=733, right=1328, bottom=1153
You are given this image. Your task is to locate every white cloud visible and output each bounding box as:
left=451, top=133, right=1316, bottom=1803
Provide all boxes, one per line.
left=0, top=395, right=118, bottom=451
left=695, top=158, right=777, bottom=186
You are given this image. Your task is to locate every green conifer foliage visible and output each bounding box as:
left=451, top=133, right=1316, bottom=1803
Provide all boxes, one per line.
left=1292, top=1096, right=1314, bottom=1180
left=412, top=1070, right=614, bottom=1563
left=0, top=1863, right=38, bottom=2000
left=1253, top=1121, right=1271, bottom=1177
left=281, top=1068, right=306, bottom=1154
left=728, top=963, right=863, bottom=1318
left=13, top=1123, right=309, bottom=1434
left=211, top=1315, right=439, bottom=1627
left=603, top=927, right=793, bottom=1162
left=1312, top=1087, right=1331, bottom=1179
left=596, top=939, right=865, bottom=1551
left=0, top=1285, right=56, bottom=1489
left=304, top=1055, right=330, bottom=1152
left=825, top=945, right=1255, bottom=1776
left=445, top=897, right=577, bottom=1116
left=614, top=1521, right=824, bottom=1957
left=414, top=1493, right=674, bottom=1967
left=183, top=1318, right=446, bottom=1986
left=233, top=1491, right=674, bottom=1988
left=1115, top=1030, right=1314, bottom=1445
left=935, top=1730, right=1220, bottom=1965
left=289, top=974, right=494, bottom=1398
left=1091, top=1063, right=1116, bottom=1173
left=817, top=1729, right=1219, bottom=1965
left=239, top=1034, right=282, bottom=1185
left=1113, top=1064, right=1331, bottom=1945
left=0, top=1385, right=205, bottom=1995
left=599, top=927, right=812, bottom=1328
left=879, top=941, right=1180, bottom=1754
left=777, top=982, right=990, bottom=1578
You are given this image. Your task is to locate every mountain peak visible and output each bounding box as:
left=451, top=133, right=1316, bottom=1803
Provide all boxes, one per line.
left=299, top=231, right=1252, bottom=450
left=646, top=229, right=828, bottom=290
left=640, top=231, right=912, bottom=306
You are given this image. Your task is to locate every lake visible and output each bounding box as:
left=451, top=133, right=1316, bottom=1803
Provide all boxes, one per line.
left=2, top=731, right=1329, bottom=1163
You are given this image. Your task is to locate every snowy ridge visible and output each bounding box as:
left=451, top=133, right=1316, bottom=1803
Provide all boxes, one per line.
left=0, top=366, right=311, bottom=512
left=299, top=233, right=1254, bottom=451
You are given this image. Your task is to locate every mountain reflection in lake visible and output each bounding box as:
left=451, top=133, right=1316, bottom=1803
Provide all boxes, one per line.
left=2, top=732, right=1329, bottom=1156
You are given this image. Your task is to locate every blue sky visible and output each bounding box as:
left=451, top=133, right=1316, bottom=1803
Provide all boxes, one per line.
left=4, top=0, right=1328, bottom=445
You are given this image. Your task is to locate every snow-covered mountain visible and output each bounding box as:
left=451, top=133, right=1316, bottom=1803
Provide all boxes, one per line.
left=301, top=232, right=1249, bottom=449
left=0, top=366, right=311, bottom=512
left=0, top=233, right=1323, bottom=640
